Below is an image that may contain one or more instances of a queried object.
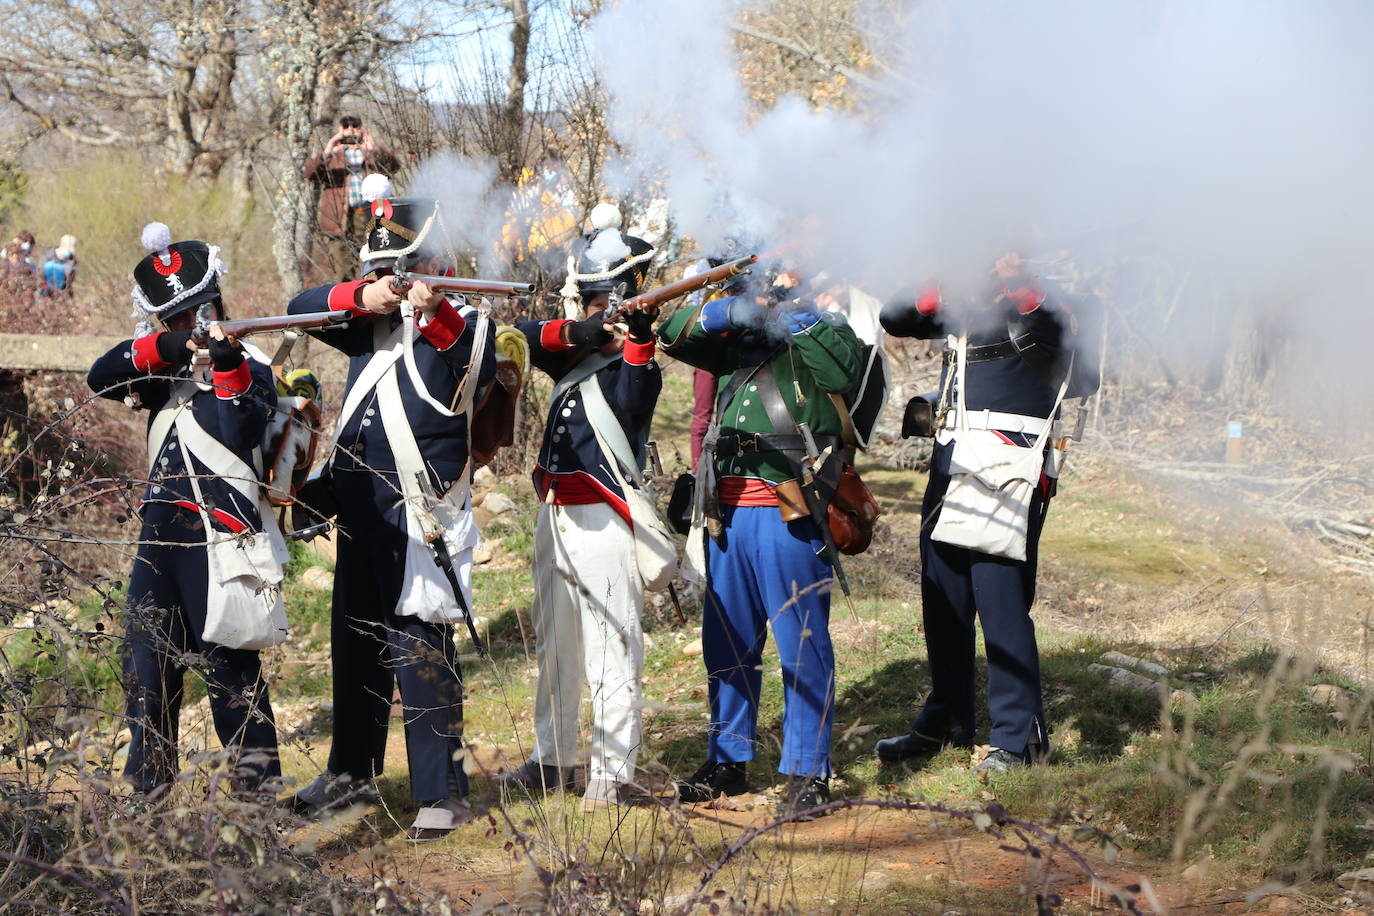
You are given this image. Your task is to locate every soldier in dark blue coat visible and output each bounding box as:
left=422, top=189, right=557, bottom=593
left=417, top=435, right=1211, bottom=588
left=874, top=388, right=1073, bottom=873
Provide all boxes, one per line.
left=87, top=223, right=282, bottom=795
left=501, top=203, right=662, bottom=809
left=874, top=252, right=1099, bottom=774
left=284, top=194, right=496, bottom=840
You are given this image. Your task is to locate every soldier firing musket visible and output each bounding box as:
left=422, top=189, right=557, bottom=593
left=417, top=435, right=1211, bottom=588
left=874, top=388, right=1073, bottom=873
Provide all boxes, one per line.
left=284, top=187, right=497, bottom=842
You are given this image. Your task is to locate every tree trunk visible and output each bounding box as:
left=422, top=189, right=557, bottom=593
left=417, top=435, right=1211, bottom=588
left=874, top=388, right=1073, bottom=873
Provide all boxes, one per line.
left=265, top=2, right=327, bottom=296
left=500, top=0, right=531, bottom=183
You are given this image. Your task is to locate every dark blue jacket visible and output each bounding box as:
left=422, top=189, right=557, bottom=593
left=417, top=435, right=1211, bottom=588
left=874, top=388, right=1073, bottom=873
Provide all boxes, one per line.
left=517, top=318, right=662, bottom=517
left=88, top=337, right=277, bottom=537
left=288, top=281, right=497, bottom=491
left=880, top=280, right=1099, bottom=419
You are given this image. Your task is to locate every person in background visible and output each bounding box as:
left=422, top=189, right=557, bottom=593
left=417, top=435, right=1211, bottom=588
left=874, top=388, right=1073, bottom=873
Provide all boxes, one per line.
left=304, top=114, right=400, bottom=282
left=40, top=234, right=78, bottom=296
left=2, top=233, right=38, bottom=298
left=683, top=240, right=752, bottom=465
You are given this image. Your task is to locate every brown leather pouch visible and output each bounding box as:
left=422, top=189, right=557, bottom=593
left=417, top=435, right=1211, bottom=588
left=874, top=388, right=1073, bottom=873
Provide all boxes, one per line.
left=774, top=478, right=808, bottom=522
left=827, top=461, right=882, bottom=555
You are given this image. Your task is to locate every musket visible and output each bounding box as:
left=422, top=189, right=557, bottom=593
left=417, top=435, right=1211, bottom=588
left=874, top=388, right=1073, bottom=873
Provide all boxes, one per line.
left=606, top=254, right=757, bottom=320
left=194, top=310, right=354, bottom=342
left=390, top=265, right=535, bottom=299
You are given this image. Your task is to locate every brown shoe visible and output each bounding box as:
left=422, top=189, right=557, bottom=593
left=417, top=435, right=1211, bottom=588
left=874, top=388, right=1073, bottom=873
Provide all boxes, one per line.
left=501, top=759, right=576, bottom=795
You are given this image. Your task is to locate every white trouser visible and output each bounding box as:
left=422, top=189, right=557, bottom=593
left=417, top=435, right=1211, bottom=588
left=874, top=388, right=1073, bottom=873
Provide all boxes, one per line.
left=532, top=501, right=644, bottom=788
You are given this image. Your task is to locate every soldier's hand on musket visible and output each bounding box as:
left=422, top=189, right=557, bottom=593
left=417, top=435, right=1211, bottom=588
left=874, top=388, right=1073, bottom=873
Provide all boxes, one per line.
left=407, top=280, right=444, bottom=318
left=154, top=329, right=198, bottom=366
left=207, top=323, right=240, bottom=346
left=564, top=313, right=615, bottom=348
left=624, top=306, right=657, bottom=343
left=359, top=277, right=403, bottom=315
left=207, top=335, right=244, bottom=372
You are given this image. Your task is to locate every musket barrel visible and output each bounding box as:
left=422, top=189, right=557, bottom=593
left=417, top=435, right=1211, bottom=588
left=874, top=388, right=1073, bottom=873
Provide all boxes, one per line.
left=394, top=273, right=536, bottom=297
left=204, top=310, right=353, bottom=340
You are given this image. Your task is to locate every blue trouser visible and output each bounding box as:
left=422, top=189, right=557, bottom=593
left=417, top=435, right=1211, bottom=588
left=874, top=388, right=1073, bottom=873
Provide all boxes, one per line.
left=704, top=505, right=835, bottom=777
left=915, top=440, right=1049, bottom=755
left=123, top=512, right=280, bottom=793
left=327, top=468, right=468, bottom=804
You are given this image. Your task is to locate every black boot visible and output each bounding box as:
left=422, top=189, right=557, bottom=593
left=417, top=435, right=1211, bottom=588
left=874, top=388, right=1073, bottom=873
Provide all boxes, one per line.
left=777, top=776, right=832, bottom=821
left=874, top=726, right=972, bottom=763
left=675, top=761, right=748, bottom=804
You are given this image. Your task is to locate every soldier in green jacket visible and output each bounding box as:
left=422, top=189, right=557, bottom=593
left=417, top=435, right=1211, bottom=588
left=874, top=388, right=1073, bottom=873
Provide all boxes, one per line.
left=657, top=272, right=861, bottom=819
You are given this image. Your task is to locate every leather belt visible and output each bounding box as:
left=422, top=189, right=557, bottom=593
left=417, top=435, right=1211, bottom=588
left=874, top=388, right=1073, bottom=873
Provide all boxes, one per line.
left=944, top=333, right=1034, bottom=365
left=941, top=409, right=1053, bottom=436
left=713, top=432, right=840, bottom=458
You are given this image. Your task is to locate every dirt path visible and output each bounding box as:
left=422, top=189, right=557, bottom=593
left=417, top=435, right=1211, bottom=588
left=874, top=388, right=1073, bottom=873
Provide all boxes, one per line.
left=313, top=783, right=1242, bottom=914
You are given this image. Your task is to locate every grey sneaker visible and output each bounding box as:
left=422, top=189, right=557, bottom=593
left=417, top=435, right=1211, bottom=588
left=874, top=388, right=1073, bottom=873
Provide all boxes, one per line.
left=975, top=748, right=1029, bottom=775
left=408, top=797, right=471, bottom=842
left=285, top=771, right=379, bottom=816
left=581, top=779, right=637, bottom=811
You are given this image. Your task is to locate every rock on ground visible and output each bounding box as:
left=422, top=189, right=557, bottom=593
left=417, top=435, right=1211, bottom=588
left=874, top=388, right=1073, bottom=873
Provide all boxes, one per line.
left=299, top=566, right=334, bottom=591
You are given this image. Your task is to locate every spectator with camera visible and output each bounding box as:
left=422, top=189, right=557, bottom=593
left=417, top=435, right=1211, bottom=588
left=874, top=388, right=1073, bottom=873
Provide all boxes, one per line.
left=304, top=114, right=399, bottom=281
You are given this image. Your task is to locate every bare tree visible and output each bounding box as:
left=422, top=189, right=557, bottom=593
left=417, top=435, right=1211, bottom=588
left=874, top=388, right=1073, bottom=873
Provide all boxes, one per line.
left=254, top=0, right=403, bottom=293
left=0, top=0, right=249, bottom=178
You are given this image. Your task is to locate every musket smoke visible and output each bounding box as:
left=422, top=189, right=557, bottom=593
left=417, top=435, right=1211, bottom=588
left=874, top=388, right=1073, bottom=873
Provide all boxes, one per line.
left=588, top=0, right=1374, bottom=401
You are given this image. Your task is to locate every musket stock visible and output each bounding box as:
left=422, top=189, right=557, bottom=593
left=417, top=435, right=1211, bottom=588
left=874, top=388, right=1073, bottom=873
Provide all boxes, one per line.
left=610, top=254, right=757, bottom=318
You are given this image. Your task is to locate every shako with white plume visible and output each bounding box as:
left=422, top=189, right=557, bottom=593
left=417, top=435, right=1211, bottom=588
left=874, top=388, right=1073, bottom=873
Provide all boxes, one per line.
left=130, top=223, right=227, bottom=335
left=356, top=174, right=440, bottom=276
left=561, top=201, right=658, bottom=313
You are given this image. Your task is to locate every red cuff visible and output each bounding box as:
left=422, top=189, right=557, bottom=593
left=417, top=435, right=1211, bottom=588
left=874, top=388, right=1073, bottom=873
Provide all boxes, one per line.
left=131, top=335, right=172, bottom=372
left=417, top=299, right=467, bottom=352
left=1005, top=285, right=1045, bottom=314
left=328, top=279, right=373, bottom=315
left=540, top=320, right=574, bottom=351
left=916, top=287, right=941, bottom=316
left=212, top=361, right=252, bottom=399
left=623, top=338, right=655, bottom=366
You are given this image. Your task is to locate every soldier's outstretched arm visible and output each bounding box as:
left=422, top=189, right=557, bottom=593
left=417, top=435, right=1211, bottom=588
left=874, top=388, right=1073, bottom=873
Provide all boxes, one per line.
left=287, top=281, right=386, bottom=357
left=655, top=299, right=750, bottom=376
left=87, top=333, right=193, bottom=408
left=879, top=287, right=947, bottom=340
left=787, top=313, right=863, bottom=397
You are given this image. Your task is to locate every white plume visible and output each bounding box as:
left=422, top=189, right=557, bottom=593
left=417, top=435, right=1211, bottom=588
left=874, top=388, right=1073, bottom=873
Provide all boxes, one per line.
left=361, top=173, right=394, bottom=202
left=590, top=202, right=622, bottom=230
left=140, top=222, right=171, bottom=258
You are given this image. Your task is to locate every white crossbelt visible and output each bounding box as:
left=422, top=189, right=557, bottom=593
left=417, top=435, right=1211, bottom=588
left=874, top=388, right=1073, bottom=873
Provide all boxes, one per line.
left=941, top=409, right=1053, bottom=436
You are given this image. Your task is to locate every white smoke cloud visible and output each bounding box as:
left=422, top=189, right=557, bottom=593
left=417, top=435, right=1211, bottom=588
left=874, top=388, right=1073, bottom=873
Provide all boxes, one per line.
left=588, top=0, right=1374, bottom=395
left=405, top=153, right=579, bottom=278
